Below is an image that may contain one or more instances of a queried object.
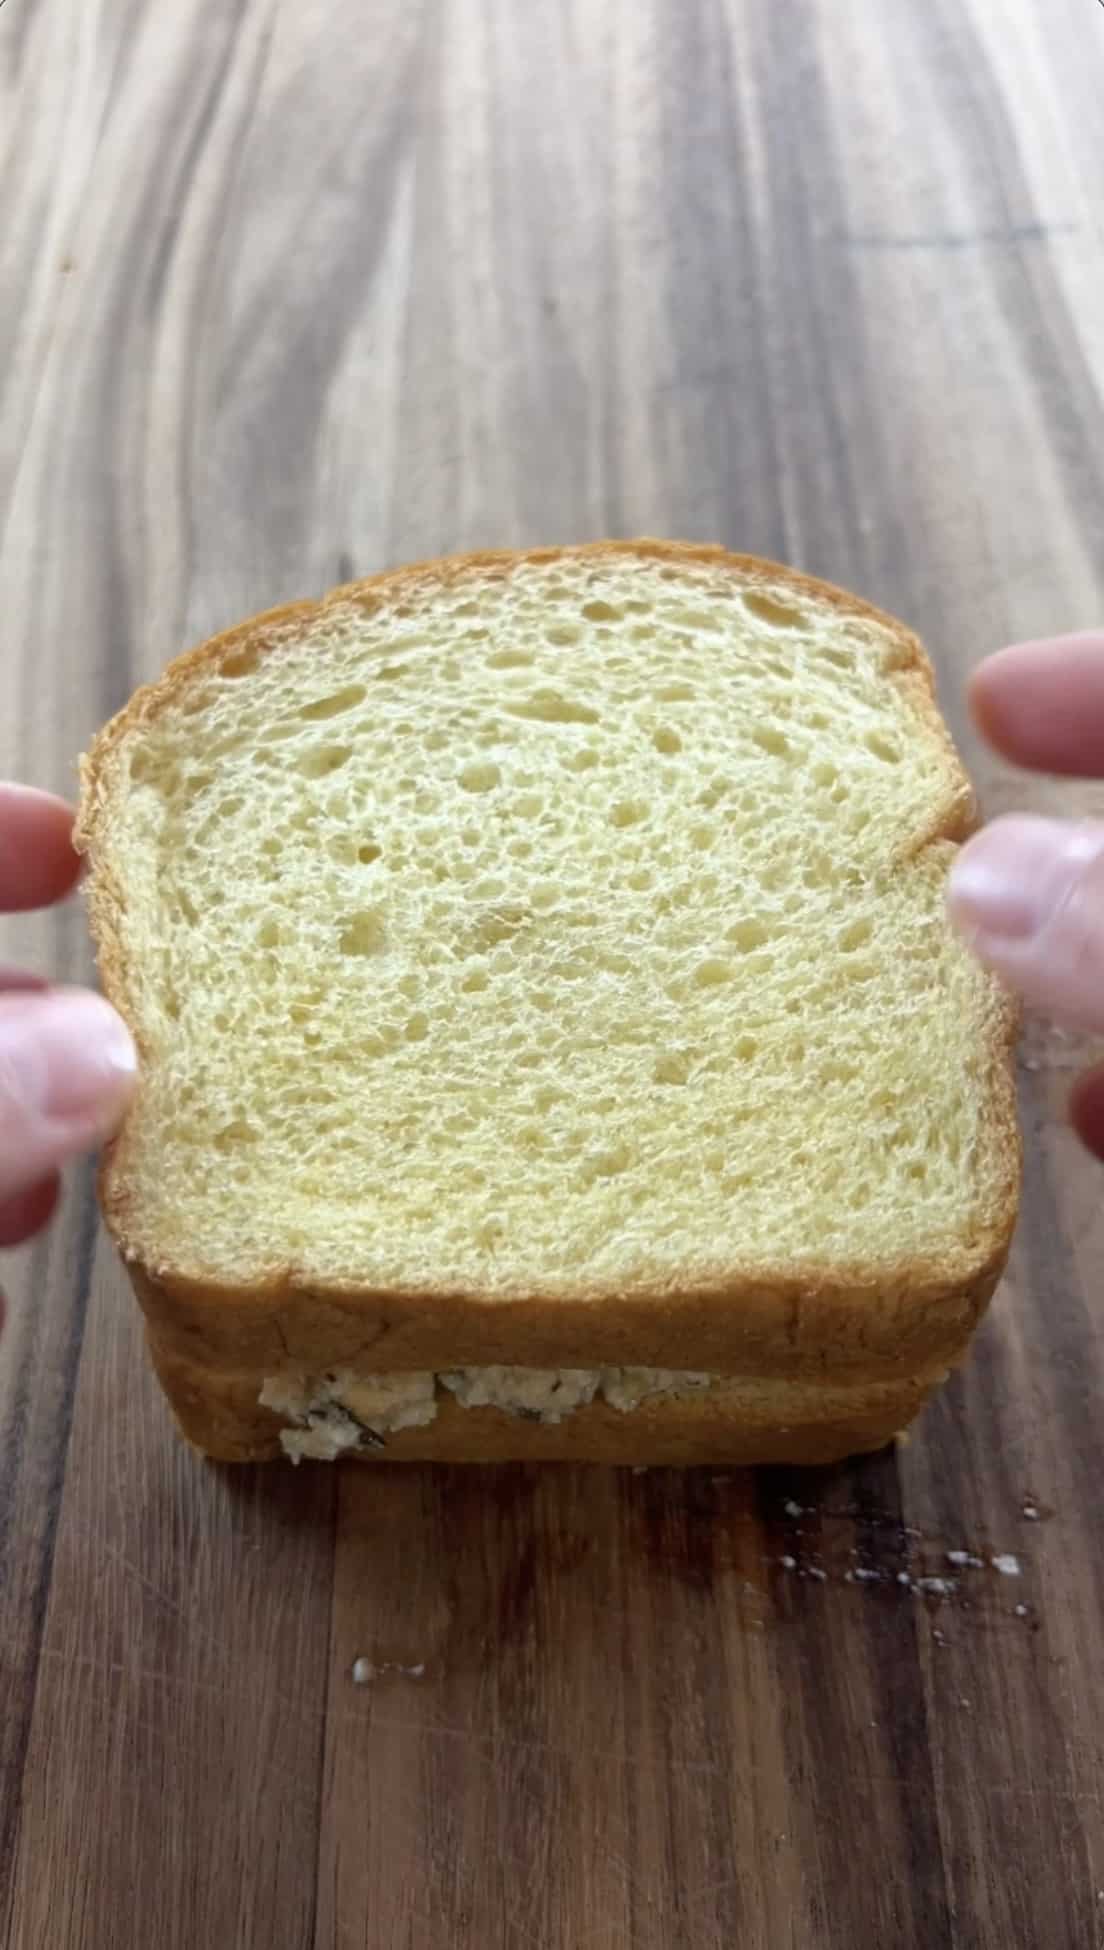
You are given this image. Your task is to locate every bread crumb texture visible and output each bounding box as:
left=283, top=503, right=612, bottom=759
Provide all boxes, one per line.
left=79, top=544, right=1016, bottom=1300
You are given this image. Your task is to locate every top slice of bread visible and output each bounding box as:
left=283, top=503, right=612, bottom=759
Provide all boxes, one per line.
left=75, top=543, right=1019, bottom=1381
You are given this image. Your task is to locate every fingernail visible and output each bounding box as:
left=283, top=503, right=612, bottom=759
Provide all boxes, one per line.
left=0, top=990, right=137, bottom=1135
left=949, top=816, right=1104, bottom=943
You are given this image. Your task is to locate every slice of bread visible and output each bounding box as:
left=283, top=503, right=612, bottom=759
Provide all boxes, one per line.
left=76, top=542, right=1019, bottom=1465
left=149, top=1341, right=950, bottom=1467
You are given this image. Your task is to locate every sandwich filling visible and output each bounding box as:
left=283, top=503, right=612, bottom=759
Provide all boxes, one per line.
left=260, top=1366, right=715, bottom=1460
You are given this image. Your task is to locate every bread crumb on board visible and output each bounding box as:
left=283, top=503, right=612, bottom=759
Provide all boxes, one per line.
left=352, top=1658, right=426, bottom=1685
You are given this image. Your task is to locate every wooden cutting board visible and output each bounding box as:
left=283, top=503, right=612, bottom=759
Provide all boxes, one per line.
left=3, top=1, right=1104, bottom=1943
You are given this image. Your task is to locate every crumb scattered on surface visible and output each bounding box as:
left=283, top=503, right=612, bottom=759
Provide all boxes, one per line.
left=352, top=1657, right=426, bottom=1684
left=745, top=1510, right=1035, bottom=1613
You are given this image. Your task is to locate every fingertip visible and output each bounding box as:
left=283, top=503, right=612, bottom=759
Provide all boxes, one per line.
left=967, top=642, right=1037, bottom=745
left=0, top=968, right=49, bottom=994
left=966, top=645, right=1005, bottom=725
left=947, top=816, right=1104, bottom=1034
left=0, top=1173, right=61, bottom=1247
left=0, top=989, right=137, bottom=1202
left=0, top=784, right=82, bottom=912
left=966, top=634, right=1104, bottom=777
left=1070, top=1066, right=1104, bottom=1162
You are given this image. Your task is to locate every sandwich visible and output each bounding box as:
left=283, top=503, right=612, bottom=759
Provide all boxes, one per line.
left=75, top=542, right=1020, bottom=1465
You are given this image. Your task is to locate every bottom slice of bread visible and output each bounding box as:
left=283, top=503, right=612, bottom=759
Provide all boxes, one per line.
left=149, top=1338, right=952, bottom=1467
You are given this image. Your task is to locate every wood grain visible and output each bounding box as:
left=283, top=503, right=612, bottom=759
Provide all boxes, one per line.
left=3, top=0, right=1104, bottom=1943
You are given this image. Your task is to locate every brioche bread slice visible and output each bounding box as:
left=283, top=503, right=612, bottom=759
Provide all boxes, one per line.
left=150, top=1341, right=950, bottom=1467
left=76, top=543, right=1019, bottom=1465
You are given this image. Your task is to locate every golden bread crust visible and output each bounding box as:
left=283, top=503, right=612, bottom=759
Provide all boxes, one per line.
left=125, top=1254, right=1005, bottom=1383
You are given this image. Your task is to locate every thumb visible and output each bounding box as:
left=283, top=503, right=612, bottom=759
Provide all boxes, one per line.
left=948, top=815, right=1104, bottom=1032
left=0, top=989, right=137, bottom=1202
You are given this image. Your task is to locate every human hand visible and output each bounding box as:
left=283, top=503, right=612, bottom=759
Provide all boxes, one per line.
left=947, top=633, right=1104, bottom=1157
left=0, top=786, right=135, bottom=1277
